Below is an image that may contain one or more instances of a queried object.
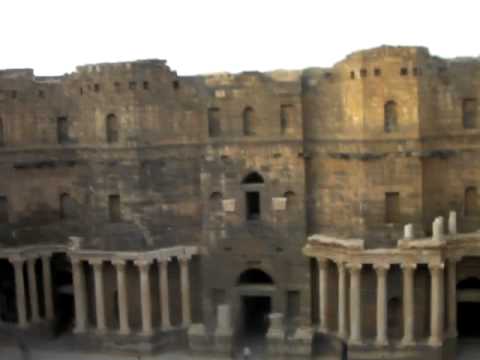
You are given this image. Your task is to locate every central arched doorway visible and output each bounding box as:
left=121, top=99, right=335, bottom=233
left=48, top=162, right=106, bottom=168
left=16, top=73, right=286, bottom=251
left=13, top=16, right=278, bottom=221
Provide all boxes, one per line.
left=235, top=269, right=274, bottom=353
left=457, top=277, right=480, bottom=338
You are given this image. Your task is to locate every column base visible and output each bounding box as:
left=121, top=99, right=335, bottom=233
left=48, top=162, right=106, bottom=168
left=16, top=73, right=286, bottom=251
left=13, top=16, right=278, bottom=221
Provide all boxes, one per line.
left=140, top=330, right=154, bottom=337
left=316, top=325, right=328, bottom=333
left=337, top=330, right=347, bottom=340
left=73, top=326, right=87, bottom=334
left=161, top=324, right=173, bottom=332
left=375, top=339, right=389, bottom=347
left=96, top=327, right=108, bottom=335
left=118, top=328, right=131, bottom=336
left=447, top=329, right=458, bottom=338
left=348, top=338, right=363, bottom=346
left=400, top=338, right=416, bottom=347
left=428, top=337, right=442, bottom=347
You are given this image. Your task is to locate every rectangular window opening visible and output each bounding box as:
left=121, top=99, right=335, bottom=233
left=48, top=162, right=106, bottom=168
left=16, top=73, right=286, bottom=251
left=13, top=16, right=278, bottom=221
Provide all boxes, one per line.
left=57, top=116, right=69, bottom=144
left=385, top=192, right=400, bottom=223
left=463, top=98, right=477, bottom=129
left=246, top=191, right=260, bottom=220
left=0, top=196, right=8, bottom=223
left=109, top=194, right=121, bottom=222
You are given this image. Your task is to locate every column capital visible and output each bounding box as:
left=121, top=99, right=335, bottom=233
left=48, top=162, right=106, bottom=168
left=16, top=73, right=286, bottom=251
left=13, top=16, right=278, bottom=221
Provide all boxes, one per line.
left=157, top=256, right=171, bottom=264
left=347, top=262, right=363, bottom=272
left=134, top=259, right=152, bottom=269
left=9, top=255, right=25, bottom=264
left=40, top=253, right=52, bottom=261
left=401, top=262, right=417, bottom=270
left=178, top=254, right=192, bottom=263
left=447, top=256, right=462, bottom=264
left=89, top=258, right=105, bottom=267
left=373, top=263, right=390, bottom=272
left=70, top=256, right=83, bottom=265
left=316, top=257, right=329, bottom=268
left=112, top=259, right=127, bottom=268
left=428, top=262, right=445, bottom=271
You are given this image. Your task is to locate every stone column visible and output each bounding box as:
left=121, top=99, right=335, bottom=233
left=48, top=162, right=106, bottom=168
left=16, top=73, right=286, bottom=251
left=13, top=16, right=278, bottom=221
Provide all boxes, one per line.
left=374, top=264, right=390, bottom=346
left=41, top=255, right=54, bottom=320
left=447, top=258, right=458, bottom=338
left=348, top=263, right=363, bottom=345
left=337, top=262, right=347, bottom=339
left=10, top=256, right=28, bottom=328
left=136, top=259, right=153, bottom=336
left=158, top=258, right=171, bottom=330
left=429, top=263, right=445, bottom=347
left=90, top=259, right=107, bottom=333
left=179, top=255, right=192, bottom=327
left=317, top=257, right=329, bottom=332
left=72, top=258, right=87, bottom=333
left=401, top=263, right=416, bottom=346
left=113, top=259, right=130, bottom=335
left=27, top=257, right=40, bottom=322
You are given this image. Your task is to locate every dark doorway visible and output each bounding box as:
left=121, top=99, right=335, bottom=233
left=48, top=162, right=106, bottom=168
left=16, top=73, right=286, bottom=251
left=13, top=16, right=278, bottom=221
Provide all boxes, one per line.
left=458, top=277, right=480, bottom=338
left=242, top=296, right=271, bottom=337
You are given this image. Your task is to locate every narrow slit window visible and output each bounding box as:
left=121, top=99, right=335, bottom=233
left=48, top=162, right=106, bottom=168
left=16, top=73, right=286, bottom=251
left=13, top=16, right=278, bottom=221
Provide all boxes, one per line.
left=0, top=196, right=8, bottom=223
left=57, top=116, right=69, bottom=144
left=109, top=194, right=121, bottom=222
left=385, top=192, right=400, bottom=223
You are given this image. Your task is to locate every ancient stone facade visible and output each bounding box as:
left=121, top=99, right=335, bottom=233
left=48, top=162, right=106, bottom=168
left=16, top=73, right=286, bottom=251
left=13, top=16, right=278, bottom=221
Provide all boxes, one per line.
left=0, top=46, right=480, bottom=359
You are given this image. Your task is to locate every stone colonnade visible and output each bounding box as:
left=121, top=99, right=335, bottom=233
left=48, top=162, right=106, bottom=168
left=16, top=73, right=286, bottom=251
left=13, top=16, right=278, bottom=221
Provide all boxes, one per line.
left=8, top=254, right=55, bottom=328
left=71, top=246, right=197, bottom=336
left=307, top=212, right=466, bottom=348
left=315, top=257, right=456, bottom=347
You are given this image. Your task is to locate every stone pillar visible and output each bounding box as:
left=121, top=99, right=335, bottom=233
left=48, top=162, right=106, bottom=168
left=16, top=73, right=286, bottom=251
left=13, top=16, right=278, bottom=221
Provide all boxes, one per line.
left=448, top=211, right=457, bottom=235
left=317, top=257, right=329, bottom=332
left=41, top=255, right=54, bottom=320
left=27, top=257, right=40, bottom=322
left=429, top=263, right=445, bottom=347
left=404, top=224, right=414, bottom=239
left=348, top=263, right=363, bottom=345
left=447, top=258, right=458, bottom=338
left=72, top=258, right=87, bottom=333
left=374, top=264, right=390, bottom=346
left=179, top=255, right=192, bottom=327
left=113, top=259, right=130, bottom=335
left=136, top=259, right=153, bottom=336
left=158, top=258, right=171, bottom=330
left=90, top=259, right=107, bottom=333
left=337, top=262, right=347, bottom=339
left=401, top=263, right=416, bottom=346
left=432, top=217, right=444, bottom=242
left=10, top=256, right=28, bottom=328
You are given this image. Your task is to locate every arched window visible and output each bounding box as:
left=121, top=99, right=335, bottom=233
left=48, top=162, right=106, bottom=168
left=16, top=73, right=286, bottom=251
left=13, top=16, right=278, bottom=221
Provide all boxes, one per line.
left=243, top=106, right=255, bottom=136
left=208, top=107, right=221, bottom=137
left=465, top=186, right=478, bottom=216
left=0, top=117, right=4, bottom=147
left=237, top=269, right=274, bottom=285
left=384, top=101, right=398, bottom=133
left=242, top=171, right=264, bottom=184
left=106, top=114, right=119, bottom=143
left=280, top=104, right=294, bottom=135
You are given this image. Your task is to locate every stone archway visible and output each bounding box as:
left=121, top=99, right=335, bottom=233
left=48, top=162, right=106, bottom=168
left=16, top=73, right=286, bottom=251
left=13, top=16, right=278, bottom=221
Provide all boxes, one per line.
left=235, top=268, right=275, bottom=354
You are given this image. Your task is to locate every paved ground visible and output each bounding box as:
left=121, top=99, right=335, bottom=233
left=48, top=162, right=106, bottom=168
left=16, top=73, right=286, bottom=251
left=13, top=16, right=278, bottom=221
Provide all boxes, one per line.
left=457, top=340, right=480, bottom=360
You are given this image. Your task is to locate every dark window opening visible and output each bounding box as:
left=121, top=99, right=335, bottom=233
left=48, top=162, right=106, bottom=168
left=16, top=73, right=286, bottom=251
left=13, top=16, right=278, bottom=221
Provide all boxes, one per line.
left=143, top=81, right=149, bottom=90
left=114, top=82, right=121, bottom=91
left=246, top=191, right=260, bottom=220
left=173, top=80, right=180, bottom=90
left=208, top=107, right=221, bottom=137
left=57, top=116, right=69, bottom=144
left=38, top=90, right=45, bottom=98
left=106, top=114, right=119, bottom=143
left=385, top=192, right=400, bottom=223
left=109, top=195, right=121, bottom=222
left=350, top=71, right=356, bottom=80
left=463, top=98, right=477, bottom=129
left=360, top=69, right=367, bottom=78
left=384, top=100, right=398, bottom=133
left=243, top=106, right=255, bottom=136
left=465, top=186, right=478, bottom=216
left=79, top=87, right=84, bottom=96
left=94, top=84, right=100, bottom=92
left=374, top=68, right=382, bottom=76
left=0, top=196, right=8, bottom=223
left=238, top=269, right=273, bottom=285
left=11, top=91, right=17, bottom=99
left=400, top=68, right=408, bottom=76
left=59, top=193, right=71, bottom=220
left=280, top=104, right=294, bottom=135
